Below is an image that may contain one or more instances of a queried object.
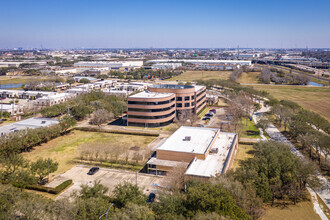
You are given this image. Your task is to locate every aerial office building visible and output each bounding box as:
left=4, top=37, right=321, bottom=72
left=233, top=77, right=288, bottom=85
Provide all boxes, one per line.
left=127, top=84, right=206, bottom=127
left=146, top=126, right=238, bottom=181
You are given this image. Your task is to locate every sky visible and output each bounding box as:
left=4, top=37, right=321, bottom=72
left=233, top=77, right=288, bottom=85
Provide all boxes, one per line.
left=0, top=0, right=329, bottom=49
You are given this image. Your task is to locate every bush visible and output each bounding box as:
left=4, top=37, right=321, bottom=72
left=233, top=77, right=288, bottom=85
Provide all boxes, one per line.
left=27, top=179, right=72, bottom=194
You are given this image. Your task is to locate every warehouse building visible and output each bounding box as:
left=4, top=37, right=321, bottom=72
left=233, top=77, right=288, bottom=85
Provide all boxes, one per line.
left=127, top=84, right=206, bottom=127
left=146, top=126, right=238, bottom=181
left=0, top=117, right=59, bottom=137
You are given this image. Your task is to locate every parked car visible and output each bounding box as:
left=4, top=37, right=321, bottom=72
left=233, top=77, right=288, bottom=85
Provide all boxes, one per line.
left=202, top=117, right=211, bottom=121
left=205, top=113, right=214, bottom=117
left=210, top=109, right=216, bottom=113
left=146, top=193, right=156, bottom=203
left=87, top=167, right=99, bottom=175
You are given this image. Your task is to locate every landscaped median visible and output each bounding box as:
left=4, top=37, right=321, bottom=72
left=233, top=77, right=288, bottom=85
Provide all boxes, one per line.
left=26, top=179, right=73, bottom=195
left=197, top=106, right=210, bottom=118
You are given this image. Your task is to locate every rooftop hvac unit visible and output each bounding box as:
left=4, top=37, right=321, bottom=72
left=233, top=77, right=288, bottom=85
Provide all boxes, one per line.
left=210, top=148, right=219, bottom=154
left=183, top=136, right=191, bottom=141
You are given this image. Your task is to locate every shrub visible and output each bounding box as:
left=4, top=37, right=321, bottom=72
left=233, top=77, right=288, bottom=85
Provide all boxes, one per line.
left=26, top=179, right=72, bottom=194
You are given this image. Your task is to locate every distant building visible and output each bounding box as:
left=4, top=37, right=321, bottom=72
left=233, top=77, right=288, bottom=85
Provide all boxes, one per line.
left=0, top=104, right=24, bottom=116
left=146, top=126, right=238, bottom=181
left=0, top=117, right=59, bottom=137
left=152, top=63, right=182, bottom=70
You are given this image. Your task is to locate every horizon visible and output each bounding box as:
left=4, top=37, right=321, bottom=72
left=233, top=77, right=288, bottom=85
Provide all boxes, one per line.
left=1, top=0, right=330, bottom=49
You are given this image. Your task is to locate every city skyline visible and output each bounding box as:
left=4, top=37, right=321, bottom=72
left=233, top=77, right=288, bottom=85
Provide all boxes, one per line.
left=1, top=0, right=330, bottom=49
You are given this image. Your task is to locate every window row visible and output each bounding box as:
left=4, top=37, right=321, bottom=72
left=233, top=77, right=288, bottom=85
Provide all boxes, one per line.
left=176, top=95, right=195, bottom=101
left=128, top=98, right=175, bottom=105
left=128, top=104, right=175, bottom=113
left=128, top=110, right=175, bottom=119
left=177, top=102, right=195, bottom=108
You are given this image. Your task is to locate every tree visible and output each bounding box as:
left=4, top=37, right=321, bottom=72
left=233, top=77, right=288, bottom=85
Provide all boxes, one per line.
left=30, top=158, right=58, bottom=184
left=8, top=170, right=36, bottom=189
left=256, top=118, right=269, bottom=132
left=79, top=78, right=90, bottom=84
left=112, top=203, right=155, bottom=219
left=0, top=153, right=28, bottom=181
left=152, top=193, right=186, bottom=219
left=185, top=181, right=250, bottom=219
left=80, top=180, right=109, bottom=200
left=113, top=182, right=146, bottom=208
left=66, top=77, right=75, bottom=86
left=90, top=109, right=113, bottom=128
left=71, top=104, right=93, bottom=121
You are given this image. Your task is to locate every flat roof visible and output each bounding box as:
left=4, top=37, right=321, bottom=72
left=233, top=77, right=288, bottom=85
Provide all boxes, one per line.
left=149, top=84, right=194, bottom=90
left=0, top=117, right=59, bottom=136
left=147, top=157, right=189, bottom=167
left=129, top=91, right=174, bottom=99
left=185, top=132, right=237, bottom=177
left=157, top=126, right=219, bottom=154
left=194, top=85, right=205, bottom=92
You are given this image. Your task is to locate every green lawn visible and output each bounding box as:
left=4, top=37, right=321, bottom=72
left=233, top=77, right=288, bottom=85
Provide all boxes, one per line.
left=166, top=70, right=231, bottom=81
left=22, top=130, right=155, bottom=176
left=239, top=118, right=261, bottom=139
left=198, top=107, right=210, bottom=118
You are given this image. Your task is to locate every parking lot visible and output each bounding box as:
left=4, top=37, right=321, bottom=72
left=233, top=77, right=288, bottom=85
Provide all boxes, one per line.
left=50, top=165, right=166, bottom=200
left=199, top=107, right=227, bottom=129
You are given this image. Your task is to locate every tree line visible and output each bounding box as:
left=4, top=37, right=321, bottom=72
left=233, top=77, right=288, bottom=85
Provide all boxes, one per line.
left=260, top=67, right=309, bottom=85
left=40, top=91, right=127, bottom=123
left=267, top=99, right=330, bottom=172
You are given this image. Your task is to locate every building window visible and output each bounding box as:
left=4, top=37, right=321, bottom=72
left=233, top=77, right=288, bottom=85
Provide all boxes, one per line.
left=191, top=95, right=195, bottom=99
left=176, top=97, right=182, bottom=101
left=177, top=103, right=182, bottom=107
left=184, top=96, right=190, bottom=101
left=191, top=102, right=195, bottom=106
left=185, top=103, right=190, bottom=107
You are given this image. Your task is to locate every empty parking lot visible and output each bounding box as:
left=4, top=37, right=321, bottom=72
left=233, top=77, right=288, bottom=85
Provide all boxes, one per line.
left=50, top=165, right=166, bottom=200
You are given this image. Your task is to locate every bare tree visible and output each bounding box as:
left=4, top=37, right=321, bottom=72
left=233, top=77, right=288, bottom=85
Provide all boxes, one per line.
left=89, top=109, right=113, bottom=128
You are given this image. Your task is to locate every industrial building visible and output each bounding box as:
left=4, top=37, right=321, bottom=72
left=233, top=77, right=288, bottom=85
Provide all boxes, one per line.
left=0, top=117, right=59, bottom=137
left=146, top=126, right=238, bottom=181
left=74, top=61, right=143, bottom=71
left=147, top=59, right=252, bottom=66
left=127, top=84, right=206, bottom=127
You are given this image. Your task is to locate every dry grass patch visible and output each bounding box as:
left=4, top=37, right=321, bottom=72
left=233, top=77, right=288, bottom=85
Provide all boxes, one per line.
left=237, top=72, right=261, bottom=84
left=262, top=200, right=320, bottom=220
left=167, top=70, right=231, bottom=81
left=232, top=144, right=254, bottom=170
left=22, top=130, right=155, bottom=176
left=251, top=85, right=330, bottom=121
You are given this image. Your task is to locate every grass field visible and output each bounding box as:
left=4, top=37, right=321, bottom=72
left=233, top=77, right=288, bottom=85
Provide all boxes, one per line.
left=262, top=200, right=320, bottom=220
left=237, top=72, right=261, bottom=84
left=251, top=84, right=330, bottom=121
left=240, top=118, right=261, bottom=139
left=166, top=70, right=231, bottom=81
left=22, top=130, right=155, bottom=176
left=232, top=144, right=254, bottom=170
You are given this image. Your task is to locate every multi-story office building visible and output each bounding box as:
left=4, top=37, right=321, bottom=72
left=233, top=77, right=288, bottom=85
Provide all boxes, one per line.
left=127, top=84, right=206, bottom=127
